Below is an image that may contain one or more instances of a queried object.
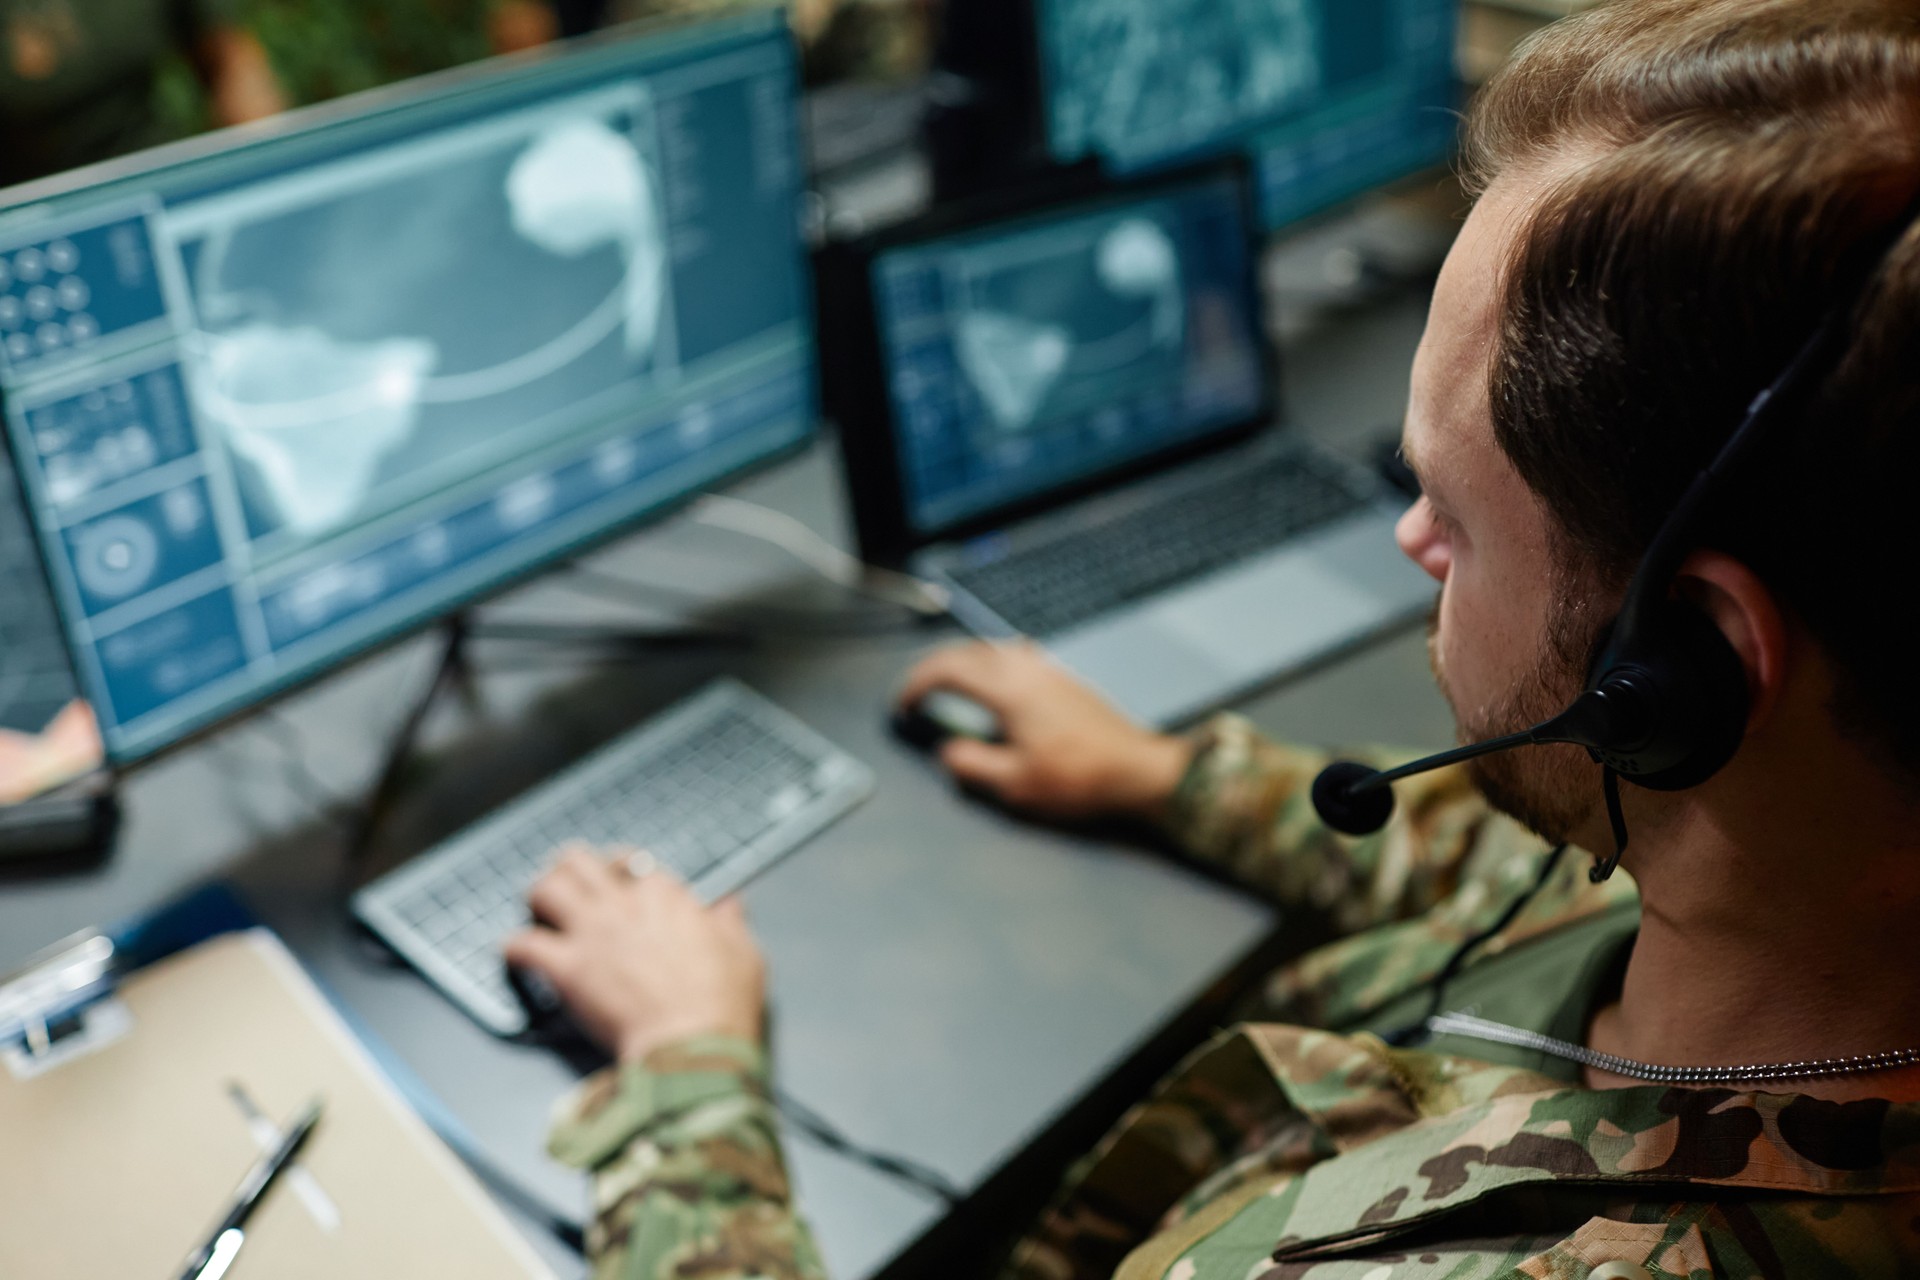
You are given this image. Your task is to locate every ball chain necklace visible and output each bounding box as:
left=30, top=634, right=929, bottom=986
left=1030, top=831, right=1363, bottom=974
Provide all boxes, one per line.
left=1412, top=845, right=1920, bottom=1084
left=1427, top=1011, right=1920, bottom=1085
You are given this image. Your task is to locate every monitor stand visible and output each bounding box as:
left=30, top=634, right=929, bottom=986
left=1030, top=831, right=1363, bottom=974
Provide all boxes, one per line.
left=342, top=611, right=747, bottom=874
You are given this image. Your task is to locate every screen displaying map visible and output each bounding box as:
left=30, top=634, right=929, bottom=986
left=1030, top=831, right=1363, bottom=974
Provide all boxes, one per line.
left=0, top=15, right=814, bottom=761
left=875, top=174, right=1263, bottom=534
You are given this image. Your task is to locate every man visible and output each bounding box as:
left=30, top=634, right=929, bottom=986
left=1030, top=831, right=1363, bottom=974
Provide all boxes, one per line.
left=0, top=0, right=286, bottom=188
left=506, top=0, right=1920, bottom=1274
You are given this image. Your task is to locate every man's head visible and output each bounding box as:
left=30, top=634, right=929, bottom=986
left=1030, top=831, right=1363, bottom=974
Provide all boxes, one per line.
left=1398, top=0, right=1920, bottom=846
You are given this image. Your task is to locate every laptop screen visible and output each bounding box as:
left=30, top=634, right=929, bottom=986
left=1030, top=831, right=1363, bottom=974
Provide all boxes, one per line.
left=869, top=172, right=1266, bottom=539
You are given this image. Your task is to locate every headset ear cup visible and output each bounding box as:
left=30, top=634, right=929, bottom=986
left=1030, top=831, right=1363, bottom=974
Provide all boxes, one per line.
left=1596, top=603, right=1750, bottom=791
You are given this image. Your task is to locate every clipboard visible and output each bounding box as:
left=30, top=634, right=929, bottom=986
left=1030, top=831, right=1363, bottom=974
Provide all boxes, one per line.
left=0, top=926, right=559, bottom=1279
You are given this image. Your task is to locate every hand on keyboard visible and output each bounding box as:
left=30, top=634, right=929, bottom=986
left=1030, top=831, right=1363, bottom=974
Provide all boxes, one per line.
left=897, top=641, right=1194, bottom=821
left=502, top=845, right=766, bottom=1064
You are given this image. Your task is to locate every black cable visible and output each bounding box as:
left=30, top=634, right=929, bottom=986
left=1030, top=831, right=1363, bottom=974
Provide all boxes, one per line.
left=255, top=711, right=358, bottom=835
left=1383, top=842, right=1570, bottom=1047
left=492, top=1011, right=966, bottom=1215
left=1591, top=769, right=1629, bottom=883
left=772, top=1086, right=966, bottom=1207
left=428, top=1118, right=588, bottom=1255
left=344, top=621, right=471, bottom=869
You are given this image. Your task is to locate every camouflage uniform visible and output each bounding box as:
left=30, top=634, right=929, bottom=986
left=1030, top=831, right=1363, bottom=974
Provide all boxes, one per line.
left=547, top=714, right=1920, bottom=1278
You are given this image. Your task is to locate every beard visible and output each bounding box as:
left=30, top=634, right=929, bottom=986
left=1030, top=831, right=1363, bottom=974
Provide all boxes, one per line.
left=1429, top=589, right=1605, bottom=844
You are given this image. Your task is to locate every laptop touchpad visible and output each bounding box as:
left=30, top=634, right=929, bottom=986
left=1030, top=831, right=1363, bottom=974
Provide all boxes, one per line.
left=1152, top=555, right=1386, bottom=671
left=1051, top=624, right=1228, bottom=726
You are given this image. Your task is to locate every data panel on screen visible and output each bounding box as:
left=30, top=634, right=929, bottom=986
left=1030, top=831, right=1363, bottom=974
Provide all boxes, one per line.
left=1038, top=0, right=1457, bottom=227
left=0, top=17, right=813, bottom=760
left=873, top=175, right=1263, bottom=536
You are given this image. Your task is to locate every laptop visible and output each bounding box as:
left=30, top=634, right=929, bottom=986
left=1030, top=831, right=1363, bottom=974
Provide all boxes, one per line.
left=818, top=163, right=1435, bottom=728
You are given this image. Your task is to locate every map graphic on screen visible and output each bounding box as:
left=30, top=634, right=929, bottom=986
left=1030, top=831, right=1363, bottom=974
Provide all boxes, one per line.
left=0, top=15, right=815, bottom=761
left=874, top=175, right=1264, bottom=534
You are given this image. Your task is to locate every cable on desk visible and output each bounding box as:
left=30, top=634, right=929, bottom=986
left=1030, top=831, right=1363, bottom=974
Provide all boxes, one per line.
left=687, top=493, right=951, bottom=618
left=256, top=711, right=359, bottom=834
left=433, top=1122, right=588, bottom=1255
left=461, top=619, right=750, bottom=650
left=773, top=1086, right=966, bottom=1208
left=559, top=563, right=943, bottom=638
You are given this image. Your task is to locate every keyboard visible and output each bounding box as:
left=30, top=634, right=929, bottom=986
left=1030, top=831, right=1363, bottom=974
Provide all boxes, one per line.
left=944, top=446, right=1372, bottom=639
left=353, top=679, right=873, bottom=1037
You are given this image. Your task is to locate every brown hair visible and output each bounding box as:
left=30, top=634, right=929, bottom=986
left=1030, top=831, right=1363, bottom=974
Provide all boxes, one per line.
left=1462, top=0, right=1920, bottom=780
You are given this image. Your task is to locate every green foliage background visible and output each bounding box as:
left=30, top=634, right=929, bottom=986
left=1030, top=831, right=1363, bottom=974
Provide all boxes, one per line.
left=156, top=0, right=500, bottom=138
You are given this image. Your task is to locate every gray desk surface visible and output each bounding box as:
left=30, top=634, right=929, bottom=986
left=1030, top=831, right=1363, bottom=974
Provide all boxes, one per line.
left=0, top=281, right=1457, bottom=1280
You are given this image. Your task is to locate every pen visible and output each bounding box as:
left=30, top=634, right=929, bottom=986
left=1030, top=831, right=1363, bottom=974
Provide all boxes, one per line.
left=175, top=1098, right=324, bottom=1280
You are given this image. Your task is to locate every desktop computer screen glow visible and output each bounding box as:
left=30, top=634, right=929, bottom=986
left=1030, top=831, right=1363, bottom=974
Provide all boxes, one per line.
left=0, top=15, right=815, bottom=761
left=1037, top=0, right=1458, bottom=227
left=873, top=174, right=1264, bottom=535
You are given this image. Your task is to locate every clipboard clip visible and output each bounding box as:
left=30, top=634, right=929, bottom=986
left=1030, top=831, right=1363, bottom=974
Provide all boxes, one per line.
left=0, top=929, right=129, bottom=1077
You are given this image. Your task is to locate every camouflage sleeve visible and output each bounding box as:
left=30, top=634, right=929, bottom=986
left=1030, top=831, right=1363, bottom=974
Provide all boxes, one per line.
left=548, top=1035, right=829, bottom=1280
left=1163, top=713, right=1514, bottom=934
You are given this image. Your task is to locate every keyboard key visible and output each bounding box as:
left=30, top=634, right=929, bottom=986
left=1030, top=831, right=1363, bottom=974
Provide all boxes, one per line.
left=949, top=448, right=1370, bottom=638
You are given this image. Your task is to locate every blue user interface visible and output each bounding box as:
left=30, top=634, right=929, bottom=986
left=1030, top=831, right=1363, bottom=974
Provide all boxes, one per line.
left=1038, top=0, right=1458, bottom=228
left=874, top=173, right=1265, bottom=536
left=0, top=15, right=815, bottom=762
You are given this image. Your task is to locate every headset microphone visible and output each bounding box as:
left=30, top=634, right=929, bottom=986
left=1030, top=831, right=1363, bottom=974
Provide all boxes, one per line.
left=1310, top=675, right=1672, bottom=837
left=1312, top=185, right=1920, bottom=877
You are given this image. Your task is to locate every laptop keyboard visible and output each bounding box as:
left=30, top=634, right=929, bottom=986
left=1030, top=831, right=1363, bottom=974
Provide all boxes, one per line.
left=353, top=679, right=873, bottom=1037
left=946, top=447, right=1373, bottom=639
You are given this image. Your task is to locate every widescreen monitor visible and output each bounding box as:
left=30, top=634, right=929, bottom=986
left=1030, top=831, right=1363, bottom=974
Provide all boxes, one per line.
left=0, top=12, right=816, bottom=764
left=1036, top=0, right=1459, bottom=228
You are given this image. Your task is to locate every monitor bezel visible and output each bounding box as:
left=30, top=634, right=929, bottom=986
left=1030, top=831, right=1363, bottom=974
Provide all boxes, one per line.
left=819, top=156, right=1277, bottom=568
left=0, top=11, right=820, bottom=771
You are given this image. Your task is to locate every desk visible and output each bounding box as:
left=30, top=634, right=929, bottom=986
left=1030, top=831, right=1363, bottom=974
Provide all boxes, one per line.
left=0, top=280, right=1456, bottom=1280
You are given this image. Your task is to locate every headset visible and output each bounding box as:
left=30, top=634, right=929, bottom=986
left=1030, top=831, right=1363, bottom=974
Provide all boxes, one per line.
left=1312, top=188, right=1920, bottom=881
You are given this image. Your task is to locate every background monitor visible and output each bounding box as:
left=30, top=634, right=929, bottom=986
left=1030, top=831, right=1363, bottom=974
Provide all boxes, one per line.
left=0, top=12, right=816, bottom=764
left=828, top=166, right=1269, bottom=561
left=929, top=0, right=1459, bottom=230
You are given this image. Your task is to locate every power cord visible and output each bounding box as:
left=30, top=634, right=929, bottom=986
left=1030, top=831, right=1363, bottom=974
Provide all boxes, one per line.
left=687, top=493, right=951, bottom=618
left=772, top=1086, right=966, bottom=1207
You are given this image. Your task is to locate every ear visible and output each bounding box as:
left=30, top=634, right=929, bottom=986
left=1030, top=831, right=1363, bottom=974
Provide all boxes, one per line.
left=1674, top=551, right=1791, bottom=729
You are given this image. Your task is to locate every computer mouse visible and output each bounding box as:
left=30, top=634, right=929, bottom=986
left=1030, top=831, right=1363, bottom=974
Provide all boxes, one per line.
left=891, top=688, right=1007, bottom=751
left=505, top=960, right=568, bottom=1031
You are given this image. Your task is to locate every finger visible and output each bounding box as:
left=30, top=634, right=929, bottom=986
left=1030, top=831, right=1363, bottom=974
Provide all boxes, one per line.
left=527, top=864, right=595, bottom=928
left=939, top=736, right=1027, bottom=796
left=563, top=847, right=625, bottom=895
left=548, top=843, right=605, bottom=888
left=501, top=926, right=571, bottom=978
left=635, top=866, right=699, bottom=908
left=898, top=643, right=1009, bottom=713
left=616, top=847, right=658, bottom=880
left=713, top=895, right=750, bottom=929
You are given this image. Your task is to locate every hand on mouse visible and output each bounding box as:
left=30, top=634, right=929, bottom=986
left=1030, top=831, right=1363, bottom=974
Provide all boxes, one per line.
left=899, top=640, right=1194, bottom=820
left=503, top=845, right=766, bottom=1064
